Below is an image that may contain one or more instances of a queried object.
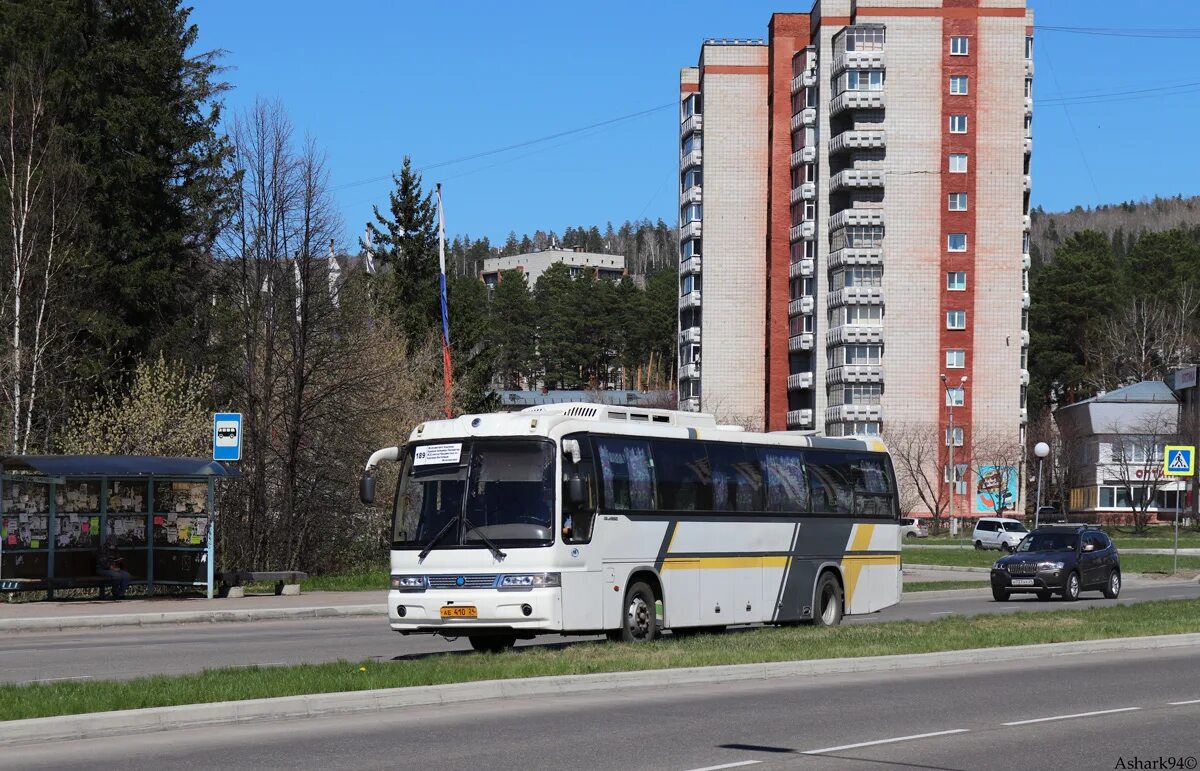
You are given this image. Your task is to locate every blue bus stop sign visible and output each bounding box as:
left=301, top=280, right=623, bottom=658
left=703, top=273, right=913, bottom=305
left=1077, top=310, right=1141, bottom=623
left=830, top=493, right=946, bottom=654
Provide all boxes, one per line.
left=213, top=413, right=243, bottom=462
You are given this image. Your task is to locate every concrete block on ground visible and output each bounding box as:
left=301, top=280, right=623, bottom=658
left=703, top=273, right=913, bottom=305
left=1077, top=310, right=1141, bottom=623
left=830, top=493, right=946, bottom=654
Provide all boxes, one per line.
left=280, top=584, right=301, bottom=596
left=225, top=587, right=245, bottom=599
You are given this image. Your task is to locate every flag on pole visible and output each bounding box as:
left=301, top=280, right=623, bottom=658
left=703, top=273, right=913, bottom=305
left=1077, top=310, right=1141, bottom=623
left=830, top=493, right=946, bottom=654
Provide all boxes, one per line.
left=436, top=183, right=453, bottom=418
left=363, top=226, right=377, bottom=275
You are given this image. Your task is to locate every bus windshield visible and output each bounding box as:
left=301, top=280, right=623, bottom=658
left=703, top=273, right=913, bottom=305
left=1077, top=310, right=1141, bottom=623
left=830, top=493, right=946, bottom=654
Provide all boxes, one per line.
left=392, top=440, right=556, bottom=549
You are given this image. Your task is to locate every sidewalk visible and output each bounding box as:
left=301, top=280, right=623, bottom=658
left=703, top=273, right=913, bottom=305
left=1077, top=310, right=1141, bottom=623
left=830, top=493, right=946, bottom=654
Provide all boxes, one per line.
left=0, top=590, right=386, bottom=632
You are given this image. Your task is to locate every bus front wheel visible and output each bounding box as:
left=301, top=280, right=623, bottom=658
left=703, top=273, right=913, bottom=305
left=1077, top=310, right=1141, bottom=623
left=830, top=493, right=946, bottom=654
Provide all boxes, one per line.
left=813, top=572, right=843, bottom=627
left=609, top=580, right=658, bottom=643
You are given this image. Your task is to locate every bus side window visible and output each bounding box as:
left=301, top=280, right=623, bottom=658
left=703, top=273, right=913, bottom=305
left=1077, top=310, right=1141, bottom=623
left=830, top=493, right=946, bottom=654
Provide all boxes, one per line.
left=596, top=438, right=656, bottom=511
left=759, top=448, right=808, bottom=513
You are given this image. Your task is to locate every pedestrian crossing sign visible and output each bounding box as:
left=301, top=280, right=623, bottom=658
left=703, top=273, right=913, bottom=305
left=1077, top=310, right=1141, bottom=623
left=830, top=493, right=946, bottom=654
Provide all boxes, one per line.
left=1163, top=445, right=1195, bottom=477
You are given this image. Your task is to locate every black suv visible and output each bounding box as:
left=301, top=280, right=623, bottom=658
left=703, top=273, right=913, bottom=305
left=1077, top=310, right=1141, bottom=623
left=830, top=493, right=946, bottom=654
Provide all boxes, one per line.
left=990, top=525, right=1121, bottom=602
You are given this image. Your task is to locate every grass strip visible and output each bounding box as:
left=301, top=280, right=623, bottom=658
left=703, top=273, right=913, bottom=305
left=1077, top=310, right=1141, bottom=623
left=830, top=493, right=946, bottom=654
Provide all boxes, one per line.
left=4, top=599, right=1200, bottom=722
left=904, top=580, right=987, bottom=592
left=904, top=547, right=1200, bottom=574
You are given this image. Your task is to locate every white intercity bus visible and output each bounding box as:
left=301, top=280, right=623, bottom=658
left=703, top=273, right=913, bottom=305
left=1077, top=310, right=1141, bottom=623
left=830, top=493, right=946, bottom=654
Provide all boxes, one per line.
left=360, top=403, right=901, bottom=652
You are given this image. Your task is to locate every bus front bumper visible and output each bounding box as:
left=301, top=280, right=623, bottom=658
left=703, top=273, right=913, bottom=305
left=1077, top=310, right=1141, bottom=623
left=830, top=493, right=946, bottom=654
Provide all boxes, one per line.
left=388, top=588, right=563, bottom=633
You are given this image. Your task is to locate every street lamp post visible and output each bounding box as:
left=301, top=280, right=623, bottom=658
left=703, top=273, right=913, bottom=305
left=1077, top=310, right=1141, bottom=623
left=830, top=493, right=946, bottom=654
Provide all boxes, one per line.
left=1033, top=441, right=1050, bottom=529
left=942, top=374, right=968, bottom=537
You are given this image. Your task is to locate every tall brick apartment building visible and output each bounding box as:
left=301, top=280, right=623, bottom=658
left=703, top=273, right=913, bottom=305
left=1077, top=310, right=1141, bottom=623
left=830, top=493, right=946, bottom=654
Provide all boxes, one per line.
left=677, top=0, right=1032, bottom=513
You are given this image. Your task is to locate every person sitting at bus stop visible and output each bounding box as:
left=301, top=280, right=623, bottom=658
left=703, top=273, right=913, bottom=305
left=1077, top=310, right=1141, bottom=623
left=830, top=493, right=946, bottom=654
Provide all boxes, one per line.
left=96, top=536, right=130, bottom=600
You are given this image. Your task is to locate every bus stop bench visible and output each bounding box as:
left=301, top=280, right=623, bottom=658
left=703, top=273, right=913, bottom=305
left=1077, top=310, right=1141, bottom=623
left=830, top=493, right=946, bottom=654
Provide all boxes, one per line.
left=217, top=571, right=307, bottom=598
left=1, top=576, right=132, bottom=599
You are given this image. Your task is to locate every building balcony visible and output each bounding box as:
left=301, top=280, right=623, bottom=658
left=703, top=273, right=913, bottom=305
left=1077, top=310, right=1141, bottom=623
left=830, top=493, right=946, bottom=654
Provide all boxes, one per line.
left=826, top=364, right=885, bottom=385
left=830, top=168, right=885, bottom=192
left=679, top=395, right=701, bottom=412
left=1022, top=291, right=1031, bottom=309
left=679, top=290, right=701, bottom=310
left=1024, top=136, right=1032, bottom=155
left=1019, top=406, right=1028, bottom=424
left=1023, top=175, right=1031, bottom=192
left=788, top=296, right=815, bottom=317
left=681, top=114, right=702, bottom=137
left=679, top=326, right=701, bottom=345
left=1021, top=330, right=1030, bottom=347
left=789, top=146, right=817, bottom=169
left=789, top=221, right=816, bottom=243
left=680, top=255, right=701, bottom=276
left=682, top=148, right=703, bottom=170
left=680, top=362, right=700, bottom=380
left=1022, top=251, right=1031, bottom=270
left=829, top=129, right=886, bottom=155
left=790, top=182, right=817, bottom=205
left=786, top=409, right=815, bottom=429
left=1022, top=214, right=1031, bottom=231
left=787, top=372, right=815, bottom=391
left=788, top=332, right=814, bottom=352
left=682, top=184, right=702, bottom=205
left=1025, top=57, right=1034, bottom=76
left=829, top=246, right=883, bottom=268
left=789, top=258, right=814, bottom=279
left=826, top=324, right=883, bottom=346
left=825, top=403, right=882, bottom=423
left=828, top=286, right=884, bottom=308
left=681, top=220, right=702, bottom=240
left=833, top=49, right=886, bottom=75
left=829, top=208, right=884, bottom=232
left=1020, top=369, right=1030, bottom=386
left=790, top=108, right=817, bottom=132
left=1024, top=96, right=1033, bottom=116
left=830, top=90, right=885, bottom=116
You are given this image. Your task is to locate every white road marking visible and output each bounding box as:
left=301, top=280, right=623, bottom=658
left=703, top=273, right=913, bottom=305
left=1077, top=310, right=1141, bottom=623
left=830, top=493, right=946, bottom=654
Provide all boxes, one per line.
left=1002, top=707, right=1141, bottom=726
left=1168, top=699, right=1200, bottom=705
left=24, top=675, right=93, bottom=683
left=682, top=762, right=762, bottom=771
left=930, top=611, right=954, bottom=616
left=802, top=729, right=970, bottom=755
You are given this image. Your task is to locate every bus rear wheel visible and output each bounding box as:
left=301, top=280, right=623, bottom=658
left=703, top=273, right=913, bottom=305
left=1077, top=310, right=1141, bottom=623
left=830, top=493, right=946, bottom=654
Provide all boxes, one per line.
left=609, top=580, right=658, bottom=643
left=468, top=634, right=516, bottom=653
left=813, top=572, right=843, bottom=627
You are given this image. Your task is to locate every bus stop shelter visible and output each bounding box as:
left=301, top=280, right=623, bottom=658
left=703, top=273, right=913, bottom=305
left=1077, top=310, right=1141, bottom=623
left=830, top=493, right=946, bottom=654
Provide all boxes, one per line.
left=0, top=455, right=238, bottom=599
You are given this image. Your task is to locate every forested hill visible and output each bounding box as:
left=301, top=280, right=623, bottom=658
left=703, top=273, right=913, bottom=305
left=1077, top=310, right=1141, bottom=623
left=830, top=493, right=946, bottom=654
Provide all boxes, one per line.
left=1031, top=195, right=1200, bottom=264
left=446, top=219, right=679, bottom=277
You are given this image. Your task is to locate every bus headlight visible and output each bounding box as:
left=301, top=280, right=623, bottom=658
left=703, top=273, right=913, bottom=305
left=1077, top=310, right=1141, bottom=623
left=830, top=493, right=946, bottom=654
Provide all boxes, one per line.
left=391, top=575, right=427, bottom=592
left=499, top=572, right=561, bottom=588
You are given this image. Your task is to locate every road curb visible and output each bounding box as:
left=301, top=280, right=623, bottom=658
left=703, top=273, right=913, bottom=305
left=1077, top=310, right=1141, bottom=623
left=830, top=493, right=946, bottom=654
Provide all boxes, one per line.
left=0, top=604, right=384, bottom=633
left=3, top=632, right=1200, bottom=746
left=905, top=564, right=992, bottom=574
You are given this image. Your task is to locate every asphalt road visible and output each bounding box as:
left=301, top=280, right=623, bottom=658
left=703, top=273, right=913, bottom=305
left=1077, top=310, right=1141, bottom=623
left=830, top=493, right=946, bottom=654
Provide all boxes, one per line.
left=7, top=647, right=1200, bottom=770
left=5, top=580, right=1200, bottom=684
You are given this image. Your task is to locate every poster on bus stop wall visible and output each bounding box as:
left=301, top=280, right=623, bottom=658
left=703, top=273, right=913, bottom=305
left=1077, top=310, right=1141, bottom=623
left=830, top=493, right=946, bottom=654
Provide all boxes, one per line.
left=975, top=465, right=1018, bottom=513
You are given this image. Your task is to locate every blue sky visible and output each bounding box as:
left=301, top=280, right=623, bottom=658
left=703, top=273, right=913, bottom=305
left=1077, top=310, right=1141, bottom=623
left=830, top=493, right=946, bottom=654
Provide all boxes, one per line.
left=189, top=0, right=1200, bottom=248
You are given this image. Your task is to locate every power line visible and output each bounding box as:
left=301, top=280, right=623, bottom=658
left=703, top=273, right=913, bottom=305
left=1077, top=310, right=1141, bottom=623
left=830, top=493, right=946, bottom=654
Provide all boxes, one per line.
left=330, top=102, right=675, bottom=192
left=1039, top=80, right=1200, bottom=106
left=1034, top=25, right=1200, bottom=39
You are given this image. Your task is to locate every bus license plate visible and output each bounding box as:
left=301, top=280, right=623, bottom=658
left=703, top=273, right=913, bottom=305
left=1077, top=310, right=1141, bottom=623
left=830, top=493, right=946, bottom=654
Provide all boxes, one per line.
left=1011, top=579, right=1035, bottom=586
left=440, top=606, right=477, bottom=618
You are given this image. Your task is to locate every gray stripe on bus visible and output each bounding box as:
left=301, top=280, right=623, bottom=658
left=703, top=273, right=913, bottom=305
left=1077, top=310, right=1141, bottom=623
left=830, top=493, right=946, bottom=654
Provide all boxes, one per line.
left=770, top=523, right=801, bottom=622
left=654, top=520, right=678, bottom=572
left=775, top=520, right=856, bottom=621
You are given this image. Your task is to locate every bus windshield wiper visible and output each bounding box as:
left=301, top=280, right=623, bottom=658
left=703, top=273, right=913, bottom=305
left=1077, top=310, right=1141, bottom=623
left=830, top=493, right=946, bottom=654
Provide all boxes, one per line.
left=418, top=518, right=459, bottom=560
left=463, top=521, right=507, bottom=561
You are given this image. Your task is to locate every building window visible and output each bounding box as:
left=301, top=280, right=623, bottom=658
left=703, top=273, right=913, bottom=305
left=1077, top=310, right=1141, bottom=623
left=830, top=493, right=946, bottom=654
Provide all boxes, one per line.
left=1025, top=78, right=1033, bottom=98
left=950, top=36, right=969, bottom=56
left=847, top=305, right=883, bottom=326
left=844, top=345, right=882, bottom=365
left=946, top=271, right=966, bottom=291
left=946, top=310, right=967, bottom=330
left=949, top=115, right=968, bottom=133
left=682, top=93, right=702, bottom=119
left=845, top=69, right=884, bottom=92
left=683, top=168, right=702, bottom=189
left=838, top=266, right=883, bottom=288
left=945, top=386, right=965, bottom=406
left=845, top=384, right=882, bottom=405
left=681, top=274, right=700, bottom=295
left=949, top=153, right=968, bottom=173
left=948, top=193, right=968, bottom=211
left=683, top=134, right=701, bottom=155
left=682, top=203, right=701, bottom=223
left=947, top=233, right=967, bottom=252
left=946, top=349, right=965, bottom=368
left=1025, top=36, right=1033, bottom=60
left=846, top=422, right=881, bottom=436
left=945, top=426, right=964, bottom=446
left=949, top=76, right=969, bottom=95
left=681, top=238, right=701, bottom=259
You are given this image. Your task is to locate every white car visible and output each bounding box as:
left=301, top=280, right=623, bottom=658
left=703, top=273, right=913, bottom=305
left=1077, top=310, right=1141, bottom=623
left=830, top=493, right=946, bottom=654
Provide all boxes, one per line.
left=973, top=517, right=1028, bottom=552
left=899, top=517, right=929, bottom=540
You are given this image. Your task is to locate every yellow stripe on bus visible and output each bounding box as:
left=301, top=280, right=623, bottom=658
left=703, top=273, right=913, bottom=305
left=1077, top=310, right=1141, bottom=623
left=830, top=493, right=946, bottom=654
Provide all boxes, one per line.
left=660, top=556, right=791, bottom=570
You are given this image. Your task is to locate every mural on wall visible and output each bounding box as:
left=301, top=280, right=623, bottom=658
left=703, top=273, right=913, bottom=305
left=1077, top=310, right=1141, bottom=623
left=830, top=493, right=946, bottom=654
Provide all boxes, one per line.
left=976, top=465, right=1018, bottom=514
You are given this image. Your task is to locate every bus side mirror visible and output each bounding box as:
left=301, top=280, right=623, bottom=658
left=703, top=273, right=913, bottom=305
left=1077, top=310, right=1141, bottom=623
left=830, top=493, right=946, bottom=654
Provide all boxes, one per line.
left=360, top=472, right=376, bottom=505
left=568, top=474, right=586, bottom=505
